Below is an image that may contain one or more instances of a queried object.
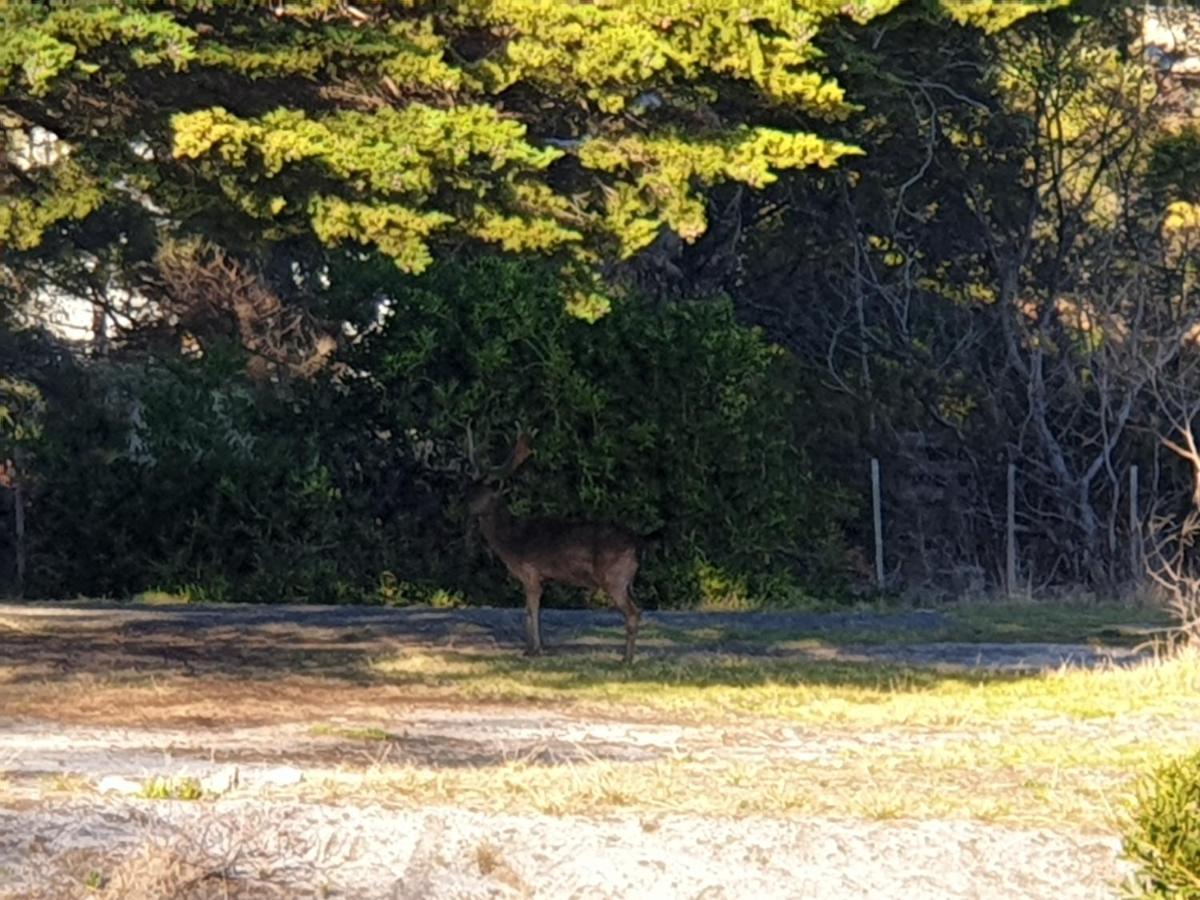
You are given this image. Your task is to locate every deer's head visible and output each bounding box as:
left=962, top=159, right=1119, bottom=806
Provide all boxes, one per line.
left=466, top=482, right=503, bottom=517
left=464, top=429, right=534, bottom=521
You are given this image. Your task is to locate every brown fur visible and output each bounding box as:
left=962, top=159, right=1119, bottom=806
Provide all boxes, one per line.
left=469, top=486, right=642, bottom=663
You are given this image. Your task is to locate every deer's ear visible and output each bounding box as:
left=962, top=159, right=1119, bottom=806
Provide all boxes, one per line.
left=511, top=432, right=534, bottom=469
left=496, top=431, right=533, bottom=478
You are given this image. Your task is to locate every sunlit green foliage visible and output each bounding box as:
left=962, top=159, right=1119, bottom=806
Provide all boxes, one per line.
left=1, top=0, right=1070, bottom=313
left=940, top=0, right=1073, bottom=33
left=0, top=1, right=877, bottom=282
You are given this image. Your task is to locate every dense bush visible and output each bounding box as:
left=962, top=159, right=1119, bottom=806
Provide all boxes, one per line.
left=11, top=256, right=856, bottom=607
left=1123, top=750, right=1200, bottom=899
left=340, top=256, right=857, bottom=607
left=18, top=352, right=391, bottom=603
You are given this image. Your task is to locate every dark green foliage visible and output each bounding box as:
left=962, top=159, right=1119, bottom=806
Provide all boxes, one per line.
left=1147, top=128, right=1200, bottom=205
left=14, top=257, right=854, bottom=607
left=1124, top=750, right=1200, bottom=899
left=343, top=256, right=856, bottom=608
left=21, top=353, right=390, bottom=603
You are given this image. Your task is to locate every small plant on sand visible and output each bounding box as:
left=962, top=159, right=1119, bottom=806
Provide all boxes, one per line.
left=139, top=776, right=203, bottom=801
left=1123, top=749, right=1200, bottom=898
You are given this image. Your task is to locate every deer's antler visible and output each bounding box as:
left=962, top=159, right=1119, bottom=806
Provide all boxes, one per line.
left=465, top=424, right=534, bottom=482
left=465, top=421, right=482, bottom=479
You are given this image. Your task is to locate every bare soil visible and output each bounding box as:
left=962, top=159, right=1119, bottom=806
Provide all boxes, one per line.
left=0, top=603, right=1147, bottom=898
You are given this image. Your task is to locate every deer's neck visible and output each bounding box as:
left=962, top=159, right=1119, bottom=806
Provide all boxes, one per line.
left=478, top=505, right=517, bottom=553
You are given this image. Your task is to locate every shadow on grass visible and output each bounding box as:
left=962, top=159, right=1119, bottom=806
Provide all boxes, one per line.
left=0, top=619, right=1040, bottom=699
left=0, top=601, right=1164, bottom=695
left=617, top=604, right=1171, bottom=649
left=367, top=647, right=1035, bottom=699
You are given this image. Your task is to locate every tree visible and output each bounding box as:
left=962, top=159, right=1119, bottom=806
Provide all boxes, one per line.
left=665, top=1, right=1175, bottom=592
left=4, top=0, right=1108, bottom=608
left=2, top=0, right=1071, bottom=319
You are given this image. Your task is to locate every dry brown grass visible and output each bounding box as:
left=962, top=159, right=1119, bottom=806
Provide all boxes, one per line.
left=295, top=744, right=1148, bottom=832
left=0, top=841, right=246, bottom=900
left=474, top=839, right=527, bottom=893
left=1, top=809, right=343, bottom=900
left=98, top=842, right=240, bottom=900
left=2, top=674, right=391, bottom=729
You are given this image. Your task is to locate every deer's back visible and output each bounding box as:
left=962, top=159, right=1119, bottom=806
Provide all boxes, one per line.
left=498, top=517, right=639, bottom=589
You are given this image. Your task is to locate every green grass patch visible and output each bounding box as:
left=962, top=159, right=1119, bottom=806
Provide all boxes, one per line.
left=295, top=652, right=1198, bottom=830
left=580, top=601, right=1170, bottom=649
left=138, top=775, right=203, bottom=801
left=947, top=602, right=1172, bottom=645
left=310, top=723, right=397, bottom=742
left=132, top=590, right=195, bottom=606
left=358, top=646, right=1200, bottom=828
left=370, top=647, right=1200, bottom=727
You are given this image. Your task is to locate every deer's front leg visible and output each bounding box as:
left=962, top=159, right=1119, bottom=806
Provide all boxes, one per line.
left=522, top=578, right=543, bottom=656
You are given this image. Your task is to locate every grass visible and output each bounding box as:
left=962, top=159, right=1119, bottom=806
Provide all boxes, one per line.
left=44, top=773, right=93, bottom=795
left=95, top=837, right=248, bottom=900
left=473, top=840, right=525, bottom=891
left=273, top=647, right=1198, bottom=830
left=369, top=645, right=1200, bottom=727
left=585, top=600, right=1173, bottom=648
left=948, top=600, right=1172, bottom=644
left=301, top=743, right=1144, bottom=830
left=131, top=591, right=195, bottom=607
left=138, top=776, right=203, bottom=801
left=310, top=723, right=396, bottom=742
left=3, top=599, right=1194, bottom=834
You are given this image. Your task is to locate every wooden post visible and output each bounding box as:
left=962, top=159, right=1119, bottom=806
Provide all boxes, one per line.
left=1006, top=462, right=1016, bottom=597
left=871, top=458, right=884, bottom=589
left=1129, top=465, right=1140, bottom=578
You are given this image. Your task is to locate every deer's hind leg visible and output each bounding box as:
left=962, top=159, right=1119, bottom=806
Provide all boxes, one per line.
left=605, top=572, right=641, bottom=664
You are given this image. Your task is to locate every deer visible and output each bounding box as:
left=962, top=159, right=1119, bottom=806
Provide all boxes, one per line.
left=466, top=431, right=654, bottom=664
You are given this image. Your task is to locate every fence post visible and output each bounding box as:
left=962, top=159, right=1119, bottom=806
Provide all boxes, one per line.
left=871, top=458, right=884, bottom=589
left=1006, top=462, right=1016, bottom=597
left=1129, top=464, right=1140, bottom=579
left=12, top=458, right=24, bottom=598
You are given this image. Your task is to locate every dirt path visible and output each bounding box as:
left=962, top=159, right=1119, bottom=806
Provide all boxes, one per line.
left=0, top=603, right=1154, bottom=898
left=0, top=601, right=1151, bottom=671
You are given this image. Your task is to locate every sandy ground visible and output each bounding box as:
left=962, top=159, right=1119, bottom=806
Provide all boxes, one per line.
left=0, top=603, right=1151, bottom=898
left=1, top=799, right=1129, bottom=899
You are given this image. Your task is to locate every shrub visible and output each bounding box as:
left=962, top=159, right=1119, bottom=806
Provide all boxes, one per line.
left=339, top=254, right=858, bottom=606
left=13, top=254, right=857, bottom=607
left=15, top=349, right=398, bottom=603
left=1123, top=750, right=1200, bottom=898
